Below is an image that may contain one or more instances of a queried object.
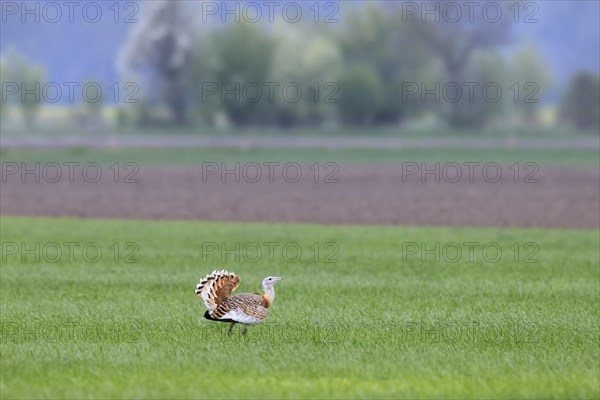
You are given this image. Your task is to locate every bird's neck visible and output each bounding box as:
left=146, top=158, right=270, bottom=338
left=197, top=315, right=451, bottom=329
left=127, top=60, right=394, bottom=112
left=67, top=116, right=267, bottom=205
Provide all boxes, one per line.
left=262, top=285, right=275, bottom=306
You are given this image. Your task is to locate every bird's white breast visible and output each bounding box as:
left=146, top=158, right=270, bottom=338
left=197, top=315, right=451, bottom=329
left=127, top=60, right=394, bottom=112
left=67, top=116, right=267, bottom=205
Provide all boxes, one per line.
left=221, top=308, right=264, bottom=325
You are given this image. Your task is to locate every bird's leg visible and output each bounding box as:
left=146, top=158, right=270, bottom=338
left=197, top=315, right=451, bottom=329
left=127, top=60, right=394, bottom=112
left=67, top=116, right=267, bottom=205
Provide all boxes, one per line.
left=228, top=322, right=236, bottom=336
left=242, top=325, right=249, bottom=336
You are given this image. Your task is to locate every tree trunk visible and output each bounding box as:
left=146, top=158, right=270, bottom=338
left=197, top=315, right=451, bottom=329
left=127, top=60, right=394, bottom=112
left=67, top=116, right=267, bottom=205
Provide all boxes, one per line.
left=165, top=71, right=187, bottom=126
left=446, top=62, right=468, bottom=128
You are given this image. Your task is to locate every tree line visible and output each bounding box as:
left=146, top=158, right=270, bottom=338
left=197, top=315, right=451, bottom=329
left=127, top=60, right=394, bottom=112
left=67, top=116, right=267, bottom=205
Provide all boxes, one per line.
left=2, top=1, right=598, bottom=132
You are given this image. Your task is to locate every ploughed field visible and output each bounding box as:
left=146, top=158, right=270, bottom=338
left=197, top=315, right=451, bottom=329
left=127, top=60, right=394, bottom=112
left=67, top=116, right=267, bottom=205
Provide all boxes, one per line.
left=1, top=147, right=598, bottom=228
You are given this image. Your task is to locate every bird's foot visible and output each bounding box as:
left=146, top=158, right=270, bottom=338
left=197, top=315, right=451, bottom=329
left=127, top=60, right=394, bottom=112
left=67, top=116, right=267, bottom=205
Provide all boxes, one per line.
left=228, top=322, right=236, bottom=337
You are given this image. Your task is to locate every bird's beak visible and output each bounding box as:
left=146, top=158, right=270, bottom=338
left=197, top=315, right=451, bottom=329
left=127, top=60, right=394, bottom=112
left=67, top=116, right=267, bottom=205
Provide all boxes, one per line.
left=275, top=277, right=283, bottom=282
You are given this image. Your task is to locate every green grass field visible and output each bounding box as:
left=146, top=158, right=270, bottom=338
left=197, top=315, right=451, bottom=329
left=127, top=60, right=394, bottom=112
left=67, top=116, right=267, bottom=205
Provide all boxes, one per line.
left=1, top=146, right=599, bottom=166
left=1, top=216, right=598, bottom=399
left=2, top=125, right=598, bottom=139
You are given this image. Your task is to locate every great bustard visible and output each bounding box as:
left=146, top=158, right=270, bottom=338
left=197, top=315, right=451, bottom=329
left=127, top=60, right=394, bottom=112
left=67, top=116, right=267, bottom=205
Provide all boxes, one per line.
left=195, top=270, right=282, bottom=336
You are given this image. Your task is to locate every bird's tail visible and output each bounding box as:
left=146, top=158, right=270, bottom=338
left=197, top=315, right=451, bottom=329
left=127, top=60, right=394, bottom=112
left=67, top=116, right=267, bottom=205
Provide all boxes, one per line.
left=195, top=270, right=241, bottom=312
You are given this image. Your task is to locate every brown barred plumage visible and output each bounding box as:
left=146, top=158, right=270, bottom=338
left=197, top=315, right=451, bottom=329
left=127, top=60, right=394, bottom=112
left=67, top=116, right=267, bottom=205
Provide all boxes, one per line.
left=195, top=270, right=282, bottom=336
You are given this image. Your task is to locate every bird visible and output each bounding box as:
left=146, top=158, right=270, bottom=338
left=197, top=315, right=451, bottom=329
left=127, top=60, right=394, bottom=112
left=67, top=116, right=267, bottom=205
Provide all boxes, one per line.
left=195, top=270, right=282, bottom=336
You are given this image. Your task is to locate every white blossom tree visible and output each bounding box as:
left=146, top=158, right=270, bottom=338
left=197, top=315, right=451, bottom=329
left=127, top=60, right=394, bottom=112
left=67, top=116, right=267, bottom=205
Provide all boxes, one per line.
left=118, top=0, right=196, bottom=125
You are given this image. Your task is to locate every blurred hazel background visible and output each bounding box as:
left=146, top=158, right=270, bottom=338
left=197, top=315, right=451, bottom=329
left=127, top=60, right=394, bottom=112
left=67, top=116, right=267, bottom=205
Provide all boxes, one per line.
left=1, top=0, right=598, bottom=135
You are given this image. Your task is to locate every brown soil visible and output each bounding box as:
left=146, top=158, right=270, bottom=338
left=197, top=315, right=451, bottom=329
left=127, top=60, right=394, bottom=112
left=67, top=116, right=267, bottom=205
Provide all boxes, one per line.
left=1, top=165, right=597, bottom=229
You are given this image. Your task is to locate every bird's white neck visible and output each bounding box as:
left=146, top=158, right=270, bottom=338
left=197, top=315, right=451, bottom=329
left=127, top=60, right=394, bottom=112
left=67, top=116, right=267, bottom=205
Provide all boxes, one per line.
left=263, top=285, right=275, bottom=302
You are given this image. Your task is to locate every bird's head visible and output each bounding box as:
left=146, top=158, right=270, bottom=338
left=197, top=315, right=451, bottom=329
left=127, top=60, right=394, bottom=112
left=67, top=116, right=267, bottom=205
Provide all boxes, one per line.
left=262, top=276, right=282, bottom=290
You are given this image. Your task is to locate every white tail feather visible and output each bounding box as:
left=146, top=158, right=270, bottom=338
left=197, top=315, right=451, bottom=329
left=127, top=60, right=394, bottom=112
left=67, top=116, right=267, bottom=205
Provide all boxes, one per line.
left=195, top=270, right=239, bottom=312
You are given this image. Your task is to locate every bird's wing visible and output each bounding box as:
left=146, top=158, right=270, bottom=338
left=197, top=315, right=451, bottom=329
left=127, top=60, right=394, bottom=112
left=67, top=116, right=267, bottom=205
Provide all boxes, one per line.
left=195, top=270, right=241, bottom=312
left=211, top=293, right=269, bottom=324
